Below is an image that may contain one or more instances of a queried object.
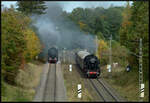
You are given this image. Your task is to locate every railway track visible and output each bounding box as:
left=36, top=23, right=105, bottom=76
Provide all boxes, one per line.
left=88, top=78, right=120, bottom=102
left=43, top=63, right=56, bottom=101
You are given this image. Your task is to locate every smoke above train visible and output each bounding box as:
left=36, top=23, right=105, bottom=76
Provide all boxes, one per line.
left=31, top=2, right=96, bottom=58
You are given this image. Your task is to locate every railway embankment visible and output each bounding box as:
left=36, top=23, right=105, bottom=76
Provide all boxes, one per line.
left=1, top=61, right=44, bottom=102
left=101, top=65, right=149, bottom=102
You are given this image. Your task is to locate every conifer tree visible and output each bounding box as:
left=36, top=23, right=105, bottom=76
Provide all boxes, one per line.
left=17, top=1, right=47, bottom=16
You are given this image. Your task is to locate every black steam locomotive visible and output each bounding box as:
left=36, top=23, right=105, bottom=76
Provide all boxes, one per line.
left=48, top=47, right=58, bottom=63
left=76, top=50, right=100, bottom=78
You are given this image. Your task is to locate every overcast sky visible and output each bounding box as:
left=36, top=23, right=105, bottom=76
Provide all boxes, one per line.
left=1, top=1, right=132, bottom=12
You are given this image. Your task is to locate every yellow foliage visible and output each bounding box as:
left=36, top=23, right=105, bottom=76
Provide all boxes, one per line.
left=97, top=39, right=108, bottom=59
left=78, top=21, right=87, bottom=29
left=23, top=29, right=41, bottom=60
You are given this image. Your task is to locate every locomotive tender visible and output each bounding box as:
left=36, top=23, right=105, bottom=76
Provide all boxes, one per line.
left=48, top=47, right=58, bottom=63
left=76, top=50, right=100, bottom=78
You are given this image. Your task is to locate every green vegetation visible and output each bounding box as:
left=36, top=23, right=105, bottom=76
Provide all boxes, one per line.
left=2, top=6, right=42, bottom=84
left=67, top=6, right=124, bottom=41
left=17, top=1, right=47, bottom=16
left=101, top=66, right=149, bottom=101
left=119, top=1, right=149, bottom=81
left=1, top=80, right=34, bottom=102
left=1, top=62, right=44, bottom=102
left=62, top=64, right=94, bottom=101
left=1, top=5, right=42, bottom=101
left=97, top=39, right=128, bottom=66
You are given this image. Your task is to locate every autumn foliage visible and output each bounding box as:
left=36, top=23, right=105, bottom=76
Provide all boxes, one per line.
left=2, top=7, right=41, bottom=84
left=97, top=39, right=108, bottom=59
left=119, top=1, right=149, bottom=80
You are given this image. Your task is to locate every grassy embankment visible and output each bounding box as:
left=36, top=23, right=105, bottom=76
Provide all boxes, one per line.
left=62, top=64, right=94, bottom=101
left=1, top=61, right=44, bottom=102
left=101, top=65, right=149, bottom=102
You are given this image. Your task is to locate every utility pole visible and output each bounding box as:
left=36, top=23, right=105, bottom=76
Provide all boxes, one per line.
left=125, top=38, right=144, bottom=101
left=139, top=38, right=144, bottom=101
left=109, top=35, right=112, bottom=72
left=64, top=48, right=66, bottom=63
left=95, top=35, right=98, bottom=56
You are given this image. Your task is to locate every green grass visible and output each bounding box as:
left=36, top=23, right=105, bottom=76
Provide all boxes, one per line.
left=101, top=65, right=149, bottom=102
left=62, top=64, right=94, bottom=101
left=1, top=79, right=34, bottom=102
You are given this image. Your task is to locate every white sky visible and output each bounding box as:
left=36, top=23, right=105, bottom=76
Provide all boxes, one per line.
left=1, top=1, right=17, bottom=8
left=1, top=1, right=132, bottom=12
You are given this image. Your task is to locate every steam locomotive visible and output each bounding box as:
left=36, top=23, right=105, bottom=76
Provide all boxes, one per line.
left=48, top=47, right=58, bottom=63
left=76, top=50, right=100, bottom=78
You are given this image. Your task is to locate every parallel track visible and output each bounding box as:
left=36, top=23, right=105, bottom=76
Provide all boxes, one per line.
left=96, top=79, right=119, bottom=101
left=88, top=78, right=120, bottom=102
left=89, top=79, right=106, bottom=101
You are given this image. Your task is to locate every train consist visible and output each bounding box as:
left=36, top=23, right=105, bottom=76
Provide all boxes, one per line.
left=48, top=47, right=58, bottom=63
left=76, top=50, right=100, bottom=78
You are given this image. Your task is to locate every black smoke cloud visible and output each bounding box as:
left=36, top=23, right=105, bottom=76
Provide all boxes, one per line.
left=32, top=2, right=96, bottom=58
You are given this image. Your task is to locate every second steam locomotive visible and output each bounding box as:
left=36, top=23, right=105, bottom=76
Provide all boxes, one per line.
left=76, top=50, right=100, bottom=78
left=48, top=47, right=58, bottom=63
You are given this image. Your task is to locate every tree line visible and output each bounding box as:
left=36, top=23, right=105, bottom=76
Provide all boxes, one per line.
left=66, top=6, right=124, bottom=41
left=1, top=6, right=42, bottom=84
left=119, top=1, right=149, bottom=80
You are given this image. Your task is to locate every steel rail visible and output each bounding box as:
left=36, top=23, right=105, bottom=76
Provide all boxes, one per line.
left=54, top=64, right=56, bottom=101
left=97, top=79, right=119, bottom=101
left=89, top=79, right=106, bottom=101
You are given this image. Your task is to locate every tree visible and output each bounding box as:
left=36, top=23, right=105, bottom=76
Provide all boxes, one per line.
left=97, top=39, right=108, bottom=59
left=2, top=7, right=41, bottom=84
left=119, top=1, right=132, bottom=47
left=68, top=6, right=124, bottom=40
left=17, top=1, right=47, bottom=16
left=128, top=1, right=149, bottom=80
left=105, top=7, right=124, bottom=41
left=119, top=1, right=149, bottom=80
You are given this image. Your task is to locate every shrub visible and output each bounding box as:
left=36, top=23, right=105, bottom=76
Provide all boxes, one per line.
left=2, top=7, right=41, bottom=84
